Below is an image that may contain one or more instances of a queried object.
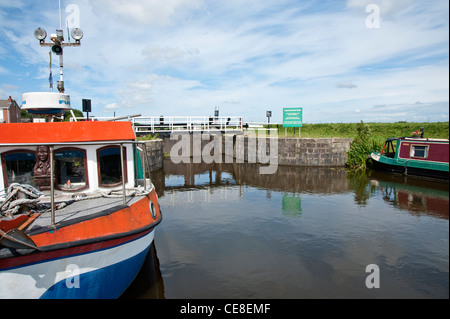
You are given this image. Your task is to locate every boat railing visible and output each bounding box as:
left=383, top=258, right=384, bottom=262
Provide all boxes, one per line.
left=70, top=116, right=245, bottom=134
left=1, top=140, right=151, bottom=227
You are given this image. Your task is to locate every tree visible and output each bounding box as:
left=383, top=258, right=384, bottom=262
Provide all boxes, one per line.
left=20, top=110, right=33, bottom=121
left=63, top=109, right=84, bottom=122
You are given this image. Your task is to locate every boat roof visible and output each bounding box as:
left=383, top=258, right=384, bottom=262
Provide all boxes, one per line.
left=0, top=121, right=136, bottom=146
left=385, top=137, right=449, bottom=143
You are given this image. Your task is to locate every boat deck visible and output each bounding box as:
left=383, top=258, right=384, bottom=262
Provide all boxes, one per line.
left=27, top=192, right=145, bottom=235
left=1, top=189, right=150, bottom=260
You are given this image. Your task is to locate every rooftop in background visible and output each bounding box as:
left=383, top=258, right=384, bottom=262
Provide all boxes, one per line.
left=0, top=96, right=21, bottom=124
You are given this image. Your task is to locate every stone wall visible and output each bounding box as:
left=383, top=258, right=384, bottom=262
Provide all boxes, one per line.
left=159, top=135, right=353, bottom=168
left=142, top=139, right=164, bottom=171
left=277, top=138, right=353, bottom=167
left=234, top=136, right=353, bottom=167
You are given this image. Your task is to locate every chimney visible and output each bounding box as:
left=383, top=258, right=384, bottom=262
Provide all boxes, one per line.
left=8, top=96, right=12, bottom=102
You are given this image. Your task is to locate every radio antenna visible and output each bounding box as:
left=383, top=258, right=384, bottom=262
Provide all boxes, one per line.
left=58, top=0, right=62, bottom=30
left=32, top=0, right=83, bottom=93
left=67, top=20, right=70, bottom=43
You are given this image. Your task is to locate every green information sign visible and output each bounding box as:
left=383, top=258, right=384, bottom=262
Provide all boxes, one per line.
left=283, top=107, right=303, bottom=127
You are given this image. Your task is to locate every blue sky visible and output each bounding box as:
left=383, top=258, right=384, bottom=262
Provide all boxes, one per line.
left=0, top=0, right=448, bottom=123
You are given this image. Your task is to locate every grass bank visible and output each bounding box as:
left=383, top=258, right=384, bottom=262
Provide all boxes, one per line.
left=265, top=122, right=449, bottom=143
left=264, top=121, right=448, bottom=170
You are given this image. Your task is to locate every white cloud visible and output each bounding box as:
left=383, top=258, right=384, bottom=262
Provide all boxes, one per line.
left=142, top=44, right=199, bottom=63
left=1, top=84, right=18, bottom=91
left=346, top=0, right=414, bottom=17
left=0, top=0, right=448, bottom=122
left=100, top=75, right=204, bottom=113
left=104, top=102, right=120, bottom=110
left=0, top=84, right=21, bottom=101
left=66, top=1, right=449, bottom=121
left=90, top=0, right=202, bottom=26
left=336, top=81, right=358, bottom=89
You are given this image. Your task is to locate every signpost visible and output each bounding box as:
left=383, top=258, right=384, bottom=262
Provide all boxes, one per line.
left=82, top=99, right=91, bottom=121
left=283, top=107, right=303, bottom=136
left=266, top=111, right=272, bottom=124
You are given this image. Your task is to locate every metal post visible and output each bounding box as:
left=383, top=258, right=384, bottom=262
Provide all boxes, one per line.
left=120, top=144, right=126, bottom=205
left=50, top=146, right=56, bottom=226
left=57, top=53, right=64, bottom=93
left=142, top=143, right=149, bottom=190
left=133, top=144, right=138, bottom=188
left=58, top=0, right=62, bottom=30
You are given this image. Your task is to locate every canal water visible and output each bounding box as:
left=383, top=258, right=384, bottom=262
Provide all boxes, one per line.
left=122, top=159, right=449, bottom=299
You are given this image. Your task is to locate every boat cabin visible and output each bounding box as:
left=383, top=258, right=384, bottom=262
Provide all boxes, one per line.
left=372, top=135, right=449, bottom=180
left=381, top=137, right=449, bottom=164
left=0, top=121, right=146, bottom=195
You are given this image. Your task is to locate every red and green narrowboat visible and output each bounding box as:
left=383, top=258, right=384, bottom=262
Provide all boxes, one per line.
left=370, top=135, right=449, bottom=180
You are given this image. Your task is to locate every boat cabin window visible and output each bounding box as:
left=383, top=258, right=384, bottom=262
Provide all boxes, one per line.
left=97, top=146, right=127, bottom=187
left=1, top=150, right=36, bottom=188
left=410, top=145, right=428, bottom=158
left=55, top=148, right=88, bottom=191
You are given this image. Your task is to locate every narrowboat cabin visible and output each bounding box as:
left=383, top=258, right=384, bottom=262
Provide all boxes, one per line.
left=370, top=134, right=449, bottom=180
left=0, top=121, right=162, bottom=298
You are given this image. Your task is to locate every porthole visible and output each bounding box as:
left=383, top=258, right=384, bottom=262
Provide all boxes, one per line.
left=149, top=201, right=156, bottom=219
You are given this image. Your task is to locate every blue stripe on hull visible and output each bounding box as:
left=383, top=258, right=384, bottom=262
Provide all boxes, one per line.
left=40, top=246, right=150, bottom=299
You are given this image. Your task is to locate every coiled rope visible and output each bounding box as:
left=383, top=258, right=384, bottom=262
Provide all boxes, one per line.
left=0, top=184, right=43, bottom=218
left=1, top=183, right=149, bottom=218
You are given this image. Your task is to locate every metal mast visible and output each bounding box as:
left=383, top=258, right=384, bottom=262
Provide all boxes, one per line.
left=33, top=2, right=84, bottom=93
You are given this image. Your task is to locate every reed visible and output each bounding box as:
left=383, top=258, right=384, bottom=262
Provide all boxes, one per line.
left=345, top=121, right=382, bottom=170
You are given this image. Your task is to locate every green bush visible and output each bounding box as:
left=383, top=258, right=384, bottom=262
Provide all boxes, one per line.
left=137, top=133, right=160, bottom=141
left=346, top=121, right=382, bottom=170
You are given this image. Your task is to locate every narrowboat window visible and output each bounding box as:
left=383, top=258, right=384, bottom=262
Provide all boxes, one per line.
left=411, top=145, right=428, bottom=158
left=55, top=148, right=88, bottom=190
left=1, top=151, right=37, bottom=187
left=97, top=146, right=127, bottom=187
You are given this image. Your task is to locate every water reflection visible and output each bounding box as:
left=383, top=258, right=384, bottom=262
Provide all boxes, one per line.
left=124, top=158, right=448, bottom=299
left=281, top=194, right=303, bottom=217
left=368, top=171, right=449, bottom=220
left=159, top=158, right=351, bottom=193
left=121, top=243, right=165, bottom=299
left=157, top=158, right=448, bottom=220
